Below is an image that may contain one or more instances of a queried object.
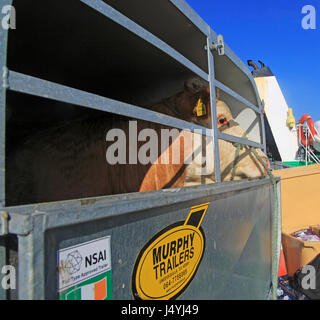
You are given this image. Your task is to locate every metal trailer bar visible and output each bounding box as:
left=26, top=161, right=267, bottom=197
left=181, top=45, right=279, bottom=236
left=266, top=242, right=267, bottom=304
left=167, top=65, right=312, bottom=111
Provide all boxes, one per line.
left=0, top=0, right=11, bottom=207
left=7, top=71, right=212, bottom=136
left=17, top=212, right=46, bottom=300
left=6, top=178, right=273, bottom=233
left=8, top=70, right=264, bottom=150
left=80, top=0, right=208, bottom=82
left=207, top=31, right=221, bottom=183
left=218, top=132, right=264, bottom=149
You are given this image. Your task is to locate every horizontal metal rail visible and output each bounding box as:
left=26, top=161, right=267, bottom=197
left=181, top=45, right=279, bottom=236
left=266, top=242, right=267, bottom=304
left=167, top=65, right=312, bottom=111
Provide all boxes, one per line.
left=6, top=178, right=273, bottom=233
left=8, top=71, right=265, bottom=151
left=7, top=71, right=213, bottom=135
left=218, top=132, right=264, bottom=149
left=81, top=0, right=208, bottom=82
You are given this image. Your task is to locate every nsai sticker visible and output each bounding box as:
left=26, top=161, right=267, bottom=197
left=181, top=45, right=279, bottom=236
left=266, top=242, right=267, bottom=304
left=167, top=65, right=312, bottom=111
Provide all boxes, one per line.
left=58, top=236, right=112, bottom=300
left=132, top=203, right=210, bottom=300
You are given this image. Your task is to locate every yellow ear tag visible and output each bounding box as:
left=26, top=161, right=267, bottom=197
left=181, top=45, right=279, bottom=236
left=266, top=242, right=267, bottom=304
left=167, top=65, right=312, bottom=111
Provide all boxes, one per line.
left=196, top=98, right=206, bottom=117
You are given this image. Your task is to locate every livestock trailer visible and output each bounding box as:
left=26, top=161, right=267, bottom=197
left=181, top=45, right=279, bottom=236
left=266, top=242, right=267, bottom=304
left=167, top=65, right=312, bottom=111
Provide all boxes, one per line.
left=0, top=0, right=280, bottom=300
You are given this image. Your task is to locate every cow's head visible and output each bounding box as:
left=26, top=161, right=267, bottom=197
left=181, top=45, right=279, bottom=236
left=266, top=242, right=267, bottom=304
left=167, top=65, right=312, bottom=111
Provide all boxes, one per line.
left=179, top=78, right=229, bottom=129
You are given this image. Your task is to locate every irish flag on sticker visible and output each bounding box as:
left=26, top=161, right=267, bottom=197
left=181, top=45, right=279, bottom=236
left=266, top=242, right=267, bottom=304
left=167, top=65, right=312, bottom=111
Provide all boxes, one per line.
left=66, top=277, right=107, bottom=300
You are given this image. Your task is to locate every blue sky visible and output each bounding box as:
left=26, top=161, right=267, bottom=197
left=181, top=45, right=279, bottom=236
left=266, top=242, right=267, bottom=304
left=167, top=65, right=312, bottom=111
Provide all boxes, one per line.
left=186, top=0, right=320, bottom=122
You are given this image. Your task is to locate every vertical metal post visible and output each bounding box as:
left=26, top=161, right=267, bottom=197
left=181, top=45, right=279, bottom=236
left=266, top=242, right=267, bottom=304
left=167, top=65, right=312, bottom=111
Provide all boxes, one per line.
left=207, top=31, right=221, bottom=182
left=18, top=213, right=46, bottom=299
left=0, top=0, right=12, bottom=207
left=0, top=2, right=13, bottom=299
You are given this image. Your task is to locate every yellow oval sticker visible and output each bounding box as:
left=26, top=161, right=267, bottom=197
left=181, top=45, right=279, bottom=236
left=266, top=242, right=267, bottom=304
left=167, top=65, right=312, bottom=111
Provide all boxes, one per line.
left=132, top=203, right=209, bottom=300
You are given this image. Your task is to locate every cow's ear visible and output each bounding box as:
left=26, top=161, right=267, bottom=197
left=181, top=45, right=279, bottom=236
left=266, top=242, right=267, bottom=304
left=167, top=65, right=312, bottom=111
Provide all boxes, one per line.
left=184, top=78, right=208, bottom=94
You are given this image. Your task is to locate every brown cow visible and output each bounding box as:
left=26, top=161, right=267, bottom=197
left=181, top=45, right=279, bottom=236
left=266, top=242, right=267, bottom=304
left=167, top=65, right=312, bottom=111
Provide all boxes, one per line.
left=6, top=78, right=269, bottom=206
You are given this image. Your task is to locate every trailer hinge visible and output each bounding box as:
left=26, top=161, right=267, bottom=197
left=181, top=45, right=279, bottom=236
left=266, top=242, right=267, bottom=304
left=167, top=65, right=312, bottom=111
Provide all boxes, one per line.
left=209, top=34, right=225, bottom=56
left=2, top=66, right=9, bottom=89
left=0, top=210, right=9, bottom=235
